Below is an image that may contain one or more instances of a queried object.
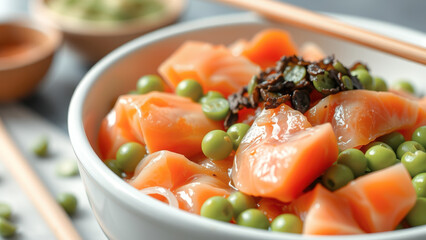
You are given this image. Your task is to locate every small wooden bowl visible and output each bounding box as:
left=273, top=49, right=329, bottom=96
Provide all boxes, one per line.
left=0, top=18, right=62, bottom=102
left=31, top=0, right=186, bottom=63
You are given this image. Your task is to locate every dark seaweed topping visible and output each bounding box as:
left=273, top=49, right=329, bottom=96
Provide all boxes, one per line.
left=224, top=55, right=365, bottom=128
left=291, top=90, right=310, bottom=113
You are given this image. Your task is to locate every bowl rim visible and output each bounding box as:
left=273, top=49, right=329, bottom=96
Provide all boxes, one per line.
left=68, top=12, right=426, bottom=239
left=31, top=0, right=187, bottom=36
left=0, top=16, right=62, bottom=71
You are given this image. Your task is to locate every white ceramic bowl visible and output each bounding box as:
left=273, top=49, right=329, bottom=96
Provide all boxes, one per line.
left=69, top=13, right=426, bottom=240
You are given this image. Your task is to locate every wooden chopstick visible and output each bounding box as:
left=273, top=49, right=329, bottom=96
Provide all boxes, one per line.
left=0, top=118, right=82, bottom=240
left=215, top=0, right=426, bottom=65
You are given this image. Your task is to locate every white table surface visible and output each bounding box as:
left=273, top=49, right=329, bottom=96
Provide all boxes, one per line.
left=0, top=104, right=107, bottom=240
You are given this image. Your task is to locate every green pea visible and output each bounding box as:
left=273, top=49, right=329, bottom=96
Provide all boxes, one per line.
left=337, top=149, right=367, bottom=177
left=397, top=141, right=425, bottom=159
left=362, top=141, right=393, bottom=153
left=32, top=136, right=48, bottom=157
left=176, top=79, right=203, bottom=102
left=364, top=141, right=393, bottom=151
left=116, top=142, right=146, bottom=173
left=341, top=75, right=353, bottom=90
left=377, top=132, right=405, bottom=152
left=351, top=69, right=373, bottom=90
left=0, top=217, right=16, bottom=238
left=199, top=91, right=224, bottom=105
left=405, top=197, right=426, bottom=227
left=365, top=145, right=397, bottom=171
left=56, top=159, right=79, bottom=177
left=207, top=91, right=225, bottom=99
left=247, top=76, right=258, bottom=95
left=401, top=151, right=426, bottom=177
left=271, top=213, right=303, bottom=233
left=372, top=77, right=388, bottom=91
left=284, top=65, right=306, bottom=83
left=201, top=130, right=233, bottom=160
left=412, top=126, right=426, bottom=149
left=202, top=98, right=230, bottom=121
left=391, top=80, right=415, bottom=94
left=0, top=203, right=11, bottom=220
left=322, top=164, right=354, bottom=191
left=227, top=123, right=250, bottom=150
left=105, top=159, right=124, bottom=177
left=56, top=193, right=77, bottom=216
left=353, top=63, right=367, bottom=71
left=312, top=72, right=336, bottom=93
left=227, top=192, right=256, bottom=218
left=136, top=74, right=164, bottom=94
left=200, top=196, right=233, bottom=222
left=236, top=209, right=270, bottom=230
left=333, top=60, right=348, bottom=74
left=412, top=173, right=426, bottom=198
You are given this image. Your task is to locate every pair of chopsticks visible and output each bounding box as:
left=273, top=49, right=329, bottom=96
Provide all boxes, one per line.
left=216, top=0, right=426, bottom=65
left=0, top=118, right=81, bottom=240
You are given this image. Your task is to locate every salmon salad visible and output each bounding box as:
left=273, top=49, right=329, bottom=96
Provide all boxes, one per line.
left=97, top=29, right=426, bottom=235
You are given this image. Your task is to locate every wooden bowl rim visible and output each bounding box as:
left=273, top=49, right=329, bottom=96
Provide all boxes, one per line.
left=0, top=17, right=62, bottom=71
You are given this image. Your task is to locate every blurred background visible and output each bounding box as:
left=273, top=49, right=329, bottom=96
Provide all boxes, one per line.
left=0, top=0, right=424, bottom=239
left=0, top=0, right=425, bottom=131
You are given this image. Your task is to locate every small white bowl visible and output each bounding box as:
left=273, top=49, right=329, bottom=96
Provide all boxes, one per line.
left=69, top=13, right=426, bottom=240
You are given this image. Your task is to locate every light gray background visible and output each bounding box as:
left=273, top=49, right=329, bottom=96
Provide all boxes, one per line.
left=0, top=0, right=425, bottom=131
